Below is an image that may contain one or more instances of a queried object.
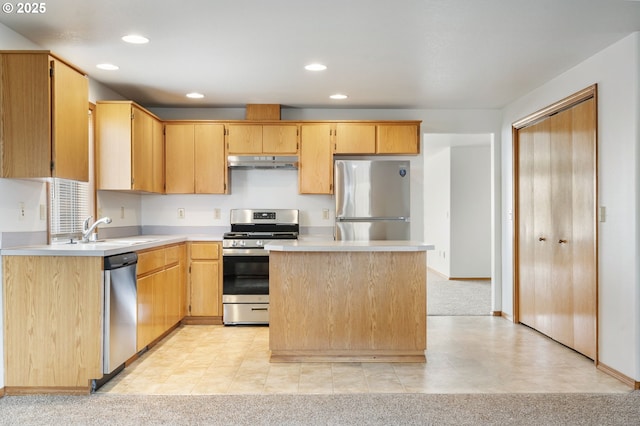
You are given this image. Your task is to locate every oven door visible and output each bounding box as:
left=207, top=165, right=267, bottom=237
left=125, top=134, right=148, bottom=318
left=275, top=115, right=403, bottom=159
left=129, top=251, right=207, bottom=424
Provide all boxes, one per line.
left=222, top=253, right=269, bottom=296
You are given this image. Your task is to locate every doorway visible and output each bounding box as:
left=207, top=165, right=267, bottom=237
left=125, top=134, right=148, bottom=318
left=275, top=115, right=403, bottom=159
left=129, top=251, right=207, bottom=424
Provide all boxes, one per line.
left=424, top=133, right=495, bottom=316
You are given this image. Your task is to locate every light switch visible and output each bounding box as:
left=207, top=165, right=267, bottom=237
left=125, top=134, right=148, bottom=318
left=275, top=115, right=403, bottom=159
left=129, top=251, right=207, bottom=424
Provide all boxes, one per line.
left=178, top=208, right=185, bottom=219
left=599, top=206, right=606, bottom=223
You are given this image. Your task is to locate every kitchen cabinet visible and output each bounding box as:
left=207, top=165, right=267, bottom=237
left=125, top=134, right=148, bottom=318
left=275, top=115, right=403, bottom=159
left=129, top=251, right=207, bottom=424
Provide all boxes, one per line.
left=333, top=123, right=376, bottom=154
left=0, top=51, right=89, bottom=181
left=3, top=255, right=103, bottom=392
left=376, top=123, right=420, bottom=154
left=96, top=101, right=163, bottom=193
left=226, top=123, right=298, bottom=154
left=299, top=124, right=333, bottom=194
left=165, top=123, right=227, bottom=194
left=186, top=242, right=223, bottom=323
left=136, top=243, right=185, bottom=351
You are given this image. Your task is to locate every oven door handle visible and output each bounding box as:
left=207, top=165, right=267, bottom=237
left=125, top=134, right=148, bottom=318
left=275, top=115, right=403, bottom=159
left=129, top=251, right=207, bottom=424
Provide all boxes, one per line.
left=251, top=307, right=269, bottom=311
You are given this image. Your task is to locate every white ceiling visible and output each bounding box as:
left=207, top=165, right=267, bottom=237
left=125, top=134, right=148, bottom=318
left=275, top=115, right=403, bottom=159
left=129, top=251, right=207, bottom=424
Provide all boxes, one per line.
left=1, top=0, right=639, bottom=109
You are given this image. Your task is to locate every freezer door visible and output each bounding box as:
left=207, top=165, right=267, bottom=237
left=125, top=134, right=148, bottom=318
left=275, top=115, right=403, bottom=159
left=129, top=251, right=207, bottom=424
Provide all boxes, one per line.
left=335, top=160, right=410, bottom=218
left=335, top=220, right=410, bottom=241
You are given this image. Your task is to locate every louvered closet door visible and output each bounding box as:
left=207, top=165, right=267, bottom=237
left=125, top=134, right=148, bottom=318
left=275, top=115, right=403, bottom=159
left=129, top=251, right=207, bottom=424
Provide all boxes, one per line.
left=517, top=96, right=596, bottom=360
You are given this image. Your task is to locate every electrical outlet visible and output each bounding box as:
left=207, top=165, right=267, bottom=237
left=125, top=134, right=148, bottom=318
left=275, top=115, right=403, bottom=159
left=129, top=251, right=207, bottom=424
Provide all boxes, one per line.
left=214, top=208, right=221, bottom=220
left=39, top=204, right=46, bottom=221
left=18, top=202, right=25, bottom=221
left=322, top=209, right=330, bottom=220
left=178, top=208, right=186, bottom=219
left=120, top=206, right=125, bottom=219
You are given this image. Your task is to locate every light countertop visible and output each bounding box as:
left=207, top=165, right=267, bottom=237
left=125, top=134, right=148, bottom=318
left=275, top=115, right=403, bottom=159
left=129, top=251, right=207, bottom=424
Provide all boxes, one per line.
left=0, top=234, right=224, bottom=257
left=265, top=240, right=434, bottom=252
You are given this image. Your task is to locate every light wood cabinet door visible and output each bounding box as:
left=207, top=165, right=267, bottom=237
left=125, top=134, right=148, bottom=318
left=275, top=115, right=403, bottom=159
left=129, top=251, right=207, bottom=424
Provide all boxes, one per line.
left=164, top=264, right=182, bottom=328
left=262, top=124, right=299, bottom=154
left=377, top=124, right=419, bottom=154
left=188, top=242, right=222, bottom=317
left=51, top=57, right=89, bottom=181
left=165, top=123, right=196, bottom=193
left=132, top=106, right=154, bottom=192
left=0, top=53, right=88, bottom=180
left=137, top=273, right=154, bottom=351
left=227, top=124, right=262, bottom=153
left=151, top=116, right=165, bottom=193
left=299, top=124, right=333, bottom=194
left=334, top=123, right=376, bottom=154
left=195, top=124, right=226, bottom=194
left=190, top=260, right=220, bottom=316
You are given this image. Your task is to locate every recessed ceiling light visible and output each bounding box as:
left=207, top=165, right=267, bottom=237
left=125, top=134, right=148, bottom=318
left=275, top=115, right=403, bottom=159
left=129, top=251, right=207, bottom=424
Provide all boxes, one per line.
left=186, top=92, right=205, bottom=99
left=122, top=34, right=149, bottom=44
left=330, top=93, right=348, bottom=100
left=96, top=63, right=119, bottom=70
left=305, top=63, right=327, bottom=71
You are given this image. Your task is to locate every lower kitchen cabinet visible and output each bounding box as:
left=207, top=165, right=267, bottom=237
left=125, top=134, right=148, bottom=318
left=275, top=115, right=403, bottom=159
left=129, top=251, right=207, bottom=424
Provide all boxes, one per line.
left=136, top=243, right=185, bottom=351
left=2, top=255, right=103, bottom=392
left=186, top=241, right=223, bottom=323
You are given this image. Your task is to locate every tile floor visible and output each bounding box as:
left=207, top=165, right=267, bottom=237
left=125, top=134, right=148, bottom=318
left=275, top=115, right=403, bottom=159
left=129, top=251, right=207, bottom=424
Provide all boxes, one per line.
left=98, top=316, right=631, bottom=395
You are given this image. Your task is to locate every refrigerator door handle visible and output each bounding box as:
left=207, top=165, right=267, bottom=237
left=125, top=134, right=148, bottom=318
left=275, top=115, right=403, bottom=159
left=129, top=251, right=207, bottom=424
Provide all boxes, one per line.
left=336, top=217, right=410, bottom=222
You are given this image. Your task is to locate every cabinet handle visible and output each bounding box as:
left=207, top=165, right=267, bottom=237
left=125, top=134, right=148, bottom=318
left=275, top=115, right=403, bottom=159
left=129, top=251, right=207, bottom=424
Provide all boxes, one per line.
left=558, top=239, right=568, bottom=244
left=538, top=237, right=546, bottom=241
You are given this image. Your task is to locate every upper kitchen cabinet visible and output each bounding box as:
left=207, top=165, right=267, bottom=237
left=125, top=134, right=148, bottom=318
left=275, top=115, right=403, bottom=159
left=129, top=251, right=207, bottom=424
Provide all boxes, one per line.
left=226, top=123, right=298, bottom=154
left=0, top=51, right=89, bottom=181
left=299, top=123, right=333, bottom=194
left=165, top=123, right=226, bottom=194
left=376, top=123, right=420, bottom=154
left=96, top=101, right=163, bottom=193
left=333, top=123, right=376, bottom=154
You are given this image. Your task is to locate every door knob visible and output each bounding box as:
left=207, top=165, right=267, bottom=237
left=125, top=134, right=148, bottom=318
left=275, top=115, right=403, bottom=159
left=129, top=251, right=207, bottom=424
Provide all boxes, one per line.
left=538, top=237, right=546, bottom=241
left=558, top=239, right=568, bottom=244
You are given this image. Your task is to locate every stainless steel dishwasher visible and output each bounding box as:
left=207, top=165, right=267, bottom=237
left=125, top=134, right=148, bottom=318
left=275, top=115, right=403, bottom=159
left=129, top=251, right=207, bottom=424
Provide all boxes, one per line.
left=103, top=252, right=138, bottom=375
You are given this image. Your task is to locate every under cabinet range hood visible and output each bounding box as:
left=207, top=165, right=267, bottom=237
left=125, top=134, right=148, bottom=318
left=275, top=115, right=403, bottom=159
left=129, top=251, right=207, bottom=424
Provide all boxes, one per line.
left=227, top=155, right=298, bottom=169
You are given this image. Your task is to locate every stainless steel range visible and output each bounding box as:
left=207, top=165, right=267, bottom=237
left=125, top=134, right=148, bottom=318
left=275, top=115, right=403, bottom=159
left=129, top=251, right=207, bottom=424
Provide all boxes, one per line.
left=222, top=209, right=299, bottom=325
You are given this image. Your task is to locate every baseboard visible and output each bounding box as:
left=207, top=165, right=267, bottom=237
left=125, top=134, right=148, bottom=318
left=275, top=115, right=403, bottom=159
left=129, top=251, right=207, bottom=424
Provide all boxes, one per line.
left=427, top=267, right=490, bottom=281
left=5, top=386, right=91, bottom=395
left=0, top=386, right=5, bottom=398
left=449, top=277, right=491, bottom=281
left=596, top=361, right=640, bottom=389
left=490, top=311, right=502, bottom=317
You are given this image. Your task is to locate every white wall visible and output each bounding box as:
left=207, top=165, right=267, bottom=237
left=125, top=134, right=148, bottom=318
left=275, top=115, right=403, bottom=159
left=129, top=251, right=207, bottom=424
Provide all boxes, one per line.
left=500, top=32, right=640, bottom=380
left=451, top=145, right=492, bottom=278
left=424, top=147, right=451, bottom=275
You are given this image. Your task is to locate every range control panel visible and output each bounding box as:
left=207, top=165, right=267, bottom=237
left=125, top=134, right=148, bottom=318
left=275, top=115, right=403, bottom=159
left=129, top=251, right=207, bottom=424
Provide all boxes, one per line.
left=253, top=212, right=276, bottom=220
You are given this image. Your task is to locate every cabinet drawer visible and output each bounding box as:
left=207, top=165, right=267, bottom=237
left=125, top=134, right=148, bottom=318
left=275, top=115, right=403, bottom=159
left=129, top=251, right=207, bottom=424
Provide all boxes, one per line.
left=137, top=248, right=165, bottom=276
left=164, top=245, right=180, bottom=266
left=190, top=242, right=220, bottom=260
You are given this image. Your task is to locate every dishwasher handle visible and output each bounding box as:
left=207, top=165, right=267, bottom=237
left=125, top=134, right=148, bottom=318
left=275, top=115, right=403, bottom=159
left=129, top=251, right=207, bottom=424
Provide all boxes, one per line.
left=104, top=252, right=138, bottom=270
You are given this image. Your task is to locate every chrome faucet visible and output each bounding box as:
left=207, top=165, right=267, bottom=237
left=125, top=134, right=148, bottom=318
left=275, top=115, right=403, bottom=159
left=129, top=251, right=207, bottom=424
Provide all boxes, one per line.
left=82, top=216, right=112, bottom=242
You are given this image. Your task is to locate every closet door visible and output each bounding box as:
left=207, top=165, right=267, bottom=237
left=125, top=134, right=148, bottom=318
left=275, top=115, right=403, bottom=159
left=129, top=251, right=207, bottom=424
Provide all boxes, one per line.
left=516, top=92, right=596, bottom=360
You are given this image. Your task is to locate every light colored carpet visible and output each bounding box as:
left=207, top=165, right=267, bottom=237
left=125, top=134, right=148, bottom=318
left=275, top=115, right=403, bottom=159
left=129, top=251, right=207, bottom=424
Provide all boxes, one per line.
left=0, top=393, right=639, bottom=425
left=427, top=272, right=491, bottom=316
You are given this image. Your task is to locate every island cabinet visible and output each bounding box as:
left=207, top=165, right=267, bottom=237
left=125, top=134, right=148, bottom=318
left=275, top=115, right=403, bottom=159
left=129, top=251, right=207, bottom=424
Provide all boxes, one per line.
left=96, top=101, right=164, bottom=193
left=226, top=123, right=299, bottom=154
left=0, top=51, right=89, bottom=181
left=299, top=123, right=334, bottom=194
left=136, top=243, right=185, bottom=351
left=184, top=241, right=223, bottom=324
left=267, top=243, right=429, bottom=363
left=165, top=123, right=227, bottom=194
left=3, top=255, right=103, bottom=394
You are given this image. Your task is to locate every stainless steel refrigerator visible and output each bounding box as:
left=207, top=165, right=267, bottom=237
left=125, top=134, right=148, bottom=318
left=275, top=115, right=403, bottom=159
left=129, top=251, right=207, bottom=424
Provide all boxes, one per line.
left=335, top=159, right=410, bottom=240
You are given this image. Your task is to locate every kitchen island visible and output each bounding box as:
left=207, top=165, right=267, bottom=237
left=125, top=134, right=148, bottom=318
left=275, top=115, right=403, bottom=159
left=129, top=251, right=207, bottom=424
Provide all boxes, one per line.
left=265, top=240, right=434, bottom=363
